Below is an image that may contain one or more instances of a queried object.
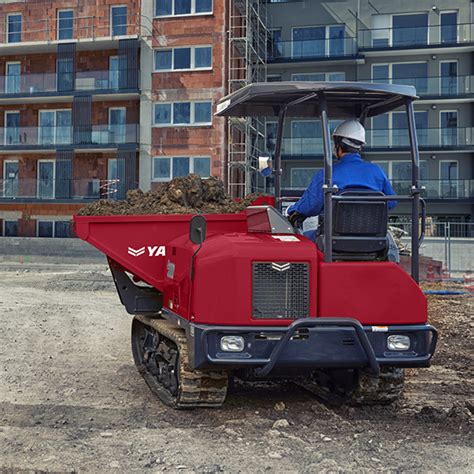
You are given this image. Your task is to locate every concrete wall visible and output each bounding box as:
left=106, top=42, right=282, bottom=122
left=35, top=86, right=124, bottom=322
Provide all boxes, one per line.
left=405, top=237, right=474, bottom=273
left=0, top=237, right=105, bottom=263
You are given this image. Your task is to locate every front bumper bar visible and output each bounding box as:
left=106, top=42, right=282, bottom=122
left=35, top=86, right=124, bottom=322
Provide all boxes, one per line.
left=190, top=318, right=438, bottom=375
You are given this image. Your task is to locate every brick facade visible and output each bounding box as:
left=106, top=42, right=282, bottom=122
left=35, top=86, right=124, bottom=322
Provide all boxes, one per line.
left=150, top=2, right=227, bottom=181
left=1, top=0, right=234, bottom=237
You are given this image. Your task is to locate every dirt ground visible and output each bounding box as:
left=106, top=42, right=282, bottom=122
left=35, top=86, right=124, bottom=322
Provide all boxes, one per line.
left=0, top=264, right=472, bottom=473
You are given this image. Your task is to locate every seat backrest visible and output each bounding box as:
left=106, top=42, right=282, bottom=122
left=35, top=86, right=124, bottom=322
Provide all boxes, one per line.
left=329, top=188, right=389, bottom=260
left=333, top=188, right=388, bottom=238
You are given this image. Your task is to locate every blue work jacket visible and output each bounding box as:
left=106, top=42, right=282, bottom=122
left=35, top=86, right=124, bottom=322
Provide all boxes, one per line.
left=288, top=153, right=397, bottom=218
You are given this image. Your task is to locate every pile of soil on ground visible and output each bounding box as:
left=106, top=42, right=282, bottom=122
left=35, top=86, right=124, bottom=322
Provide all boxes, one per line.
left=78, top=174, right=263, bottom=216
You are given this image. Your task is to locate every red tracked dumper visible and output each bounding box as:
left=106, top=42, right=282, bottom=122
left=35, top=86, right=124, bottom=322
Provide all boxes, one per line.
left=74, top=83, right=438, bottom=408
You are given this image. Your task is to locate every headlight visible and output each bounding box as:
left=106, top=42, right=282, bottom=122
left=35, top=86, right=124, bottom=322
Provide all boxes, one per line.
left=387, top=335, right=410, bottom=351
left=220, top=336, right=245, bottom=352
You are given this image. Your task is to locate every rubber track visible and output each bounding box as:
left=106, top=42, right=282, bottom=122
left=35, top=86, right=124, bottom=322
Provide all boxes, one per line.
left=135, top=316, right=228, bottom=409
left=352, top=367, right=405, bottom=405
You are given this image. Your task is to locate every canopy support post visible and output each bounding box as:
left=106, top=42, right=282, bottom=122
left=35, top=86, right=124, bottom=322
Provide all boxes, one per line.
left=407, top=100, right=421, bottom=283
left=274, top=107, right=286, bottom=211
left=319, top=93, right=334, bottom=263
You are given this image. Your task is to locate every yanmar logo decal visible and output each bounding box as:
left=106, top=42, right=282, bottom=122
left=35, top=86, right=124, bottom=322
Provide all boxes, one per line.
left=127, top=246, right=166, bottom=257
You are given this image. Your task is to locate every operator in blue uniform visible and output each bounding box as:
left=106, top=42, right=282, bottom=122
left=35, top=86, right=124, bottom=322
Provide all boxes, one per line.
left=287, top=119, right=396, bottom=234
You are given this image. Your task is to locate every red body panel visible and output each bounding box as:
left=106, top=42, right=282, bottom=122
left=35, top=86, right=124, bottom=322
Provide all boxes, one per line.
left=317, top=259, right=427, bottom=325
left=73, top=211, right=427, bottom=327
left=191, top=233, right=318, bottom=325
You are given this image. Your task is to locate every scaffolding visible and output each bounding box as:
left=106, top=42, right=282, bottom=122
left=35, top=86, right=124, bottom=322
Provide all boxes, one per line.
left=227, top=0, right=269, bottom=197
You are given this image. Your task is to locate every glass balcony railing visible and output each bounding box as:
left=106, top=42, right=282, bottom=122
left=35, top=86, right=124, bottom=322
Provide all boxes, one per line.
left=1, top=124, right=139, bottom=148
left=281, top=180, right=473, bottom=200
left=391, top=180, right=474, bottom=200
left=367, top=76, right=474, bottom=97
left=0, top=178, right=121, bottom=200
left=0, top=70, right=138, bottom=96
left=358, top=23, right=474, bottom=50
left=270, top=129, right=473, bottom=156
left=366, top=128, right=473, bottom=148
left=268, top=36, right=358, bottom=61
left=0, top=13, right=140, bottom=46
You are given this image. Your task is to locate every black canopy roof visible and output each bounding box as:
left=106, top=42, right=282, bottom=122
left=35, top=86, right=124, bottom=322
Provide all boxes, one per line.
left=215, top=82, right=418, bottom=119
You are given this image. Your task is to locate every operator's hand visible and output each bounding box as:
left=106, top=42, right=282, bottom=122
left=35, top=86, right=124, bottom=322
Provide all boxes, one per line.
left=288, top=211, right=304, bottom=228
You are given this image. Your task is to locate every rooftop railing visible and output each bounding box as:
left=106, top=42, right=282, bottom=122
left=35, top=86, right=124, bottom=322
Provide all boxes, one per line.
left=358, top=23, right=474, bottom=50
left=1, top=124, right=139, bottom=148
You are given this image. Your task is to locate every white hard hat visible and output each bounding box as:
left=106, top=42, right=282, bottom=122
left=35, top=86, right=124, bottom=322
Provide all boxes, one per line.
left=333, top=120, right=366, bottom=149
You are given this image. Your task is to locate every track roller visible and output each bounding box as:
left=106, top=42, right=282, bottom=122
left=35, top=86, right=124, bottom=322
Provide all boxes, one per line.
left=131, top=315, right=228, bottom=409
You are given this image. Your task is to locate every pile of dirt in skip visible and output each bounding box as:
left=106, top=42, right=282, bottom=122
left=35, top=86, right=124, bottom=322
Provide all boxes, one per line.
left=78, top=174, right=263, bottom=216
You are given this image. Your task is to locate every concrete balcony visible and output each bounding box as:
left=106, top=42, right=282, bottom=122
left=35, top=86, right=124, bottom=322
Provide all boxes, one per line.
left=0, top=124, right=139, bottom=152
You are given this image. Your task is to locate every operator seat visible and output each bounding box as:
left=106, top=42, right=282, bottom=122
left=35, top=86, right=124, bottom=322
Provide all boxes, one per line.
left=317, top=189, right=391, bottom=261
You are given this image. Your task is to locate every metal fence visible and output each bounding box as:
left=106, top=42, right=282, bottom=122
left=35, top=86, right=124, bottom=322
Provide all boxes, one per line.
left=391, top=221, right=474, bottom=275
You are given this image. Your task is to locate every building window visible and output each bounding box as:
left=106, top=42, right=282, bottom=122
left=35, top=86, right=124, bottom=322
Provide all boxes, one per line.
left=155, top=0, right=212, bottom=17
left=371, top=14, right=390, bottom=47
left=268, top=29, right=283, bottom=60
left=371, top=111, right=428, bottom=147
left=39, top=110, right=72, bottom=145
left=4, top=220, right=18, bottom=237
left=291, top=72, right=345, bottom=82
left=111, top=5, right=127, bottom=36
left=4, top=111, right=20, bottom=145
left=440, top=11, right=457, bottom=44
left=392, top=13, right=428, bottom=47
left=372, top=62, right=428, bottom=94
left=290, top=120, right=341, bottom=155
left=55, top=221, right=71, bottom=238
left=439, top=160, right=459, bottom=198
left=292, top=25, right=345, bottom=59
left=290, top=168, right=320, bottom=189
left=440, top=61, right=458, bottom=95
left=109, top=56, right=120, bottom=89
left=5, top=62, right=21, bottom=94
left=153, top=156, right=211, bottom=181
left=154, top=46, right=212, bottom=71
left=3, top=160, right=19, bottom=198
left=7, top=14, right=22, bottom=43
left=440, top=111, right=458, bottom=146
left=37, top=221, right=54, bottom=238
left=37, top=220, right=71, bottom=238
left=37, top=160, right=55, bottom=199
left=57, top=10, right=74, bottom=40
left=109, top=108, right=126, bottom=144
left=154, top=101, right=212, bottom=126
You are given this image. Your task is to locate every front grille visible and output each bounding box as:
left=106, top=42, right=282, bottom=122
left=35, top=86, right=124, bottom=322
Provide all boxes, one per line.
left=252, top=262, right=309, bottom=319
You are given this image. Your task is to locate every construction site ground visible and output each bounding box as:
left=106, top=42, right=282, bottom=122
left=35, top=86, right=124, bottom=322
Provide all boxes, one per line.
left=0, top=263, right=472, bottom=473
